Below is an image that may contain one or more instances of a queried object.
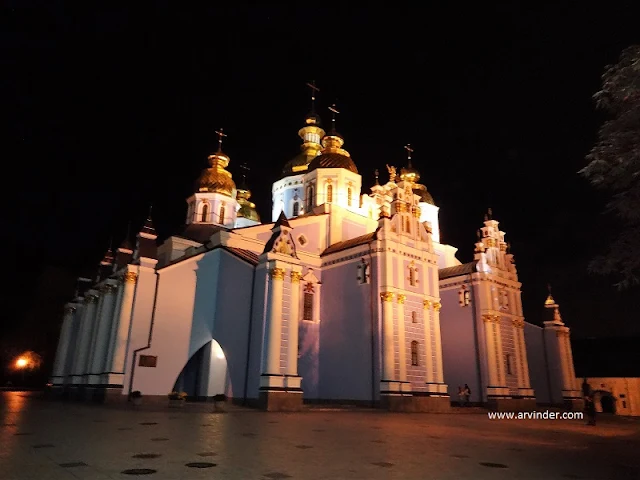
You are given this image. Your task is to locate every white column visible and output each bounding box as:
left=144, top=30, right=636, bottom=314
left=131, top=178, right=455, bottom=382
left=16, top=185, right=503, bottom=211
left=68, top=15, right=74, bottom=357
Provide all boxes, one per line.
left=85, top=291, right=106, bottom=378
left=512, top=318, right=525, bottom=388
left=263, top=266, right=285, bottom=376
left=108, top=271, right=137, bottom=374
left=380, top=292, right=395, bottom=382
left=396, top=294, right=407, bottom=382
left=557, top=331, right=573, bottom=391
left=73, top=292, right=99, bottom=378
left=482, top=314, right=500, bottom=387
left=51, top=305, right=76, bottom=381
left=517, top=321, right=532, bottom=388
left=432, top=302, right=444, bottom=384
left=422, top=300, right=434, bottom=383
left=104, top=279, right=125, bottom=372
left=286, top=270, right=302, bottom=376
left=89, top=282, right=118, bottom=377
left=563, top=333, right=577, bottom=391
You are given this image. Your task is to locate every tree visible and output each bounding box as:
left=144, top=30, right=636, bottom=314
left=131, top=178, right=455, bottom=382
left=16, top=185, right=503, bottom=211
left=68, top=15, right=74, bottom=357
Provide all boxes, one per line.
left=582, top=45, right=640, bottom=288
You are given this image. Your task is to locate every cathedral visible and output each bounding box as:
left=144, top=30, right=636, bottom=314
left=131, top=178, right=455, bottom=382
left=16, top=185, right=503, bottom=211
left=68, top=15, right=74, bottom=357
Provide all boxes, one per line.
left=50, top=91, right=583, bottom=412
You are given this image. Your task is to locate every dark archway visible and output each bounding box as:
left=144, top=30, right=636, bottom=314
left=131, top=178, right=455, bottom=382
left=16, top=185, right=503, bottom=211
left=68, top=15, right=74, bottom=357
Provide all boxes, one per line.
left=600, top=394, right=616, bottom=414
left=172, top=340, right=229, bottom=399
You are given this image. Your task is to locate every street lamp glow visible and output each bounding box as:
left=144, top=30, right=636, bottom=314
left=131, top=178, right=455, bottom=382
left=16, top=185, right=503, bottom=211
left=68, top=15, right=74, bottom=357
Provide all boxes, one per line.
left=16, top=358, right=28, bottom=368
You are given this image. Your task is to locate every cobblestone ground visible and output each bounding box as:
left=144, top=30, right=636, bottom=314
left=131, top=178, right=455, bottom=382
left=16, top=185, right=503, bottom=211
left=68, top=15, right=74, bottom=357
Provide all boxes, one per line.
left=1, top=392, right=639, bottom=479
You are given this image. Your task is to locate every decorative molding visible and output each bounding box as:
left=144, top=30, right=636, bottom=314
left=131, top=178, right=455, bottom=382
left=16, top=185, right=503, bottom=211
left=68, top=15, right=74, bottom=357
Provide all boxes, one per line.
left=433, top=302, right=442, bottom=312
left=423, top=299, right=432, bottom=309
left=100, top=283, right=118, bottom=294
left=512, top=318, right=525, bottom=328
left=290, top=271, right=302, bottom=283
left=482, top=313, right=500, bottom=323
left=380, top=292, right=394, bottom=303
left=397, top=294, right=406, bottom=304
left=85, top=294, right=98, bottom=304
left=124, top=272, right=138, bottom=284
left=270, top=267, right=285, bottom=280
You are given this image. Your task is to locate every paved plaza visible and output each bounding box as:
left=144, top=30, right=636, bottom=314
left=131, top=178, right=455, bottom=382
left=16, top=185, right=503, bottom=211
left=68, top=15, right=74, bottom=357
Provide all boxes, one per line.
left=1, top=392, right=639, bottom=479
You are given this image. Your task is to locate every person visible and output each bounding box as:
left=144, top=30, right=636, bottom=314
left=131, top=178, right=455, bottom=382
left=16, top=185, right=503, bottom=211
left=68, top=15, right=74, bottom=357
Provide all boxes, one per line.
left=585, top=395, right=597, bottom=426
left=463, top=384, right=471, bottom=406
left=457, top=386, right=464, bottom=406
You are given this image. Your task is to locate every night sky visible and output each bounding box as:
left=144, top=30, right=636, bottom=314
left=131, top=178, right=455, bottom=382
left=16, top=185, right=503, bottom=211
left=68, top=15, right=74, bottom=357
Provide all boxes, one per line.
left=2, top=3, right=639, bottom=376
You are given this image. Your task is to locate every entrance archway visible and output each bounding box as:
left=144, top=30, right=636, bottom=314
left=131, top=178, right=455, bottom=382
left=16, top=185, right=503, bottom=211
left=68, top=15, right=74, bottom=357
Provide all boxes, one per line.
left=600, top=393, right=616, bottom=414
left=172, top=340, right=229, bottom=399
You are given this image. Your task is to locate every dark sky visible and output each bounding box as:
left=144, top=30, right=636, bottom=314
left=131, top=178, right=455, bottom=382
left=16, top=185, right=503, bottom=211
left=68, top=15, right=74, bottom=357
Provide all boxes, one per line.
left=2, top=2, right=639, bottom=362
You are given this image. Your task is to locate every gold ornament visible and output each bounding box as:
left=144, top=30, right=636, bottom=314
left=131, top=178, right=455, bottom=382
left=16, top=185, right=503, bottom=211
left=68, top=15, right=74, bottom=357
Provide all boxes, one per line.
left=124, top=272, right=138, bottom=283
left=380, top=292, right=394, bottom=303
left=270, top=267, right=285, bottom=280
left=433, top=302, right=442, bottom=312
left=397, top=294, right=406, bottom=304
left=423, top=299, right=432, bottom=309
left=290, top=271, right=302, bottom=283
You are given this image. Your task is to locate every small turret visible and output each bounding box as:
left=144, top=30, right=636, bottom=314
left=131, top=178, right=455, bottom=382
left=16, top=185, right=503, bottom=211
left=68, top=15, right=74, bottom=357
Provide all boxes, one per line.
left=134, top=208, right=158, bottom=263
left=98, top=246, right=114, bottom=281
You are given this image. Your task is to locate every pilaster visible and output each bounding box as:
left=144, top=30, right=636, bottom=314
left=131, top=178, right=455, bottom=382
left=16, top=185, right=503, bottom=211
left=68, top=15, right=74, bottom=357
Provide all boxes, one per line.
left=88, top=280, right=119, bottom=384
left=103, top=270, right=137, bottom=386
left=483, top=313, right=510, bottom=398
left=72, top=291, right=99, bottom=382
left=396, top=294, right=407, bottom=384
left=51, top=304, right=77, bottom=384
left=285, top=268, right=303, bottom=390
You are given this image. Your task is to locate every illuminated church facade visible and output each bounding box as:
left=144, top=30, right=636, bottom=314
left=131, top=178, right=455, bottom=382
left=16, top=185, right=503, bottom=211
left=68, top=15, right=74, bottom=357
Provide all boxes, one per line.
left=50, top=95, right=582, bottom=411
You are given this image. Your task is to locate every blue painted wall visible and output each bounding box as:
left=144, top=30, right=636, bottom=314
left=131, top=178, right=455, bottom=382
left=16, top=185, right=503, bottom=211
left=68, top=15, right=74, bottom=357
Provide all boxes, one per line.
left=246, top=266, right=268, bottom=400
left=524, top=323, right=552, bottom=404
left=210, top=251, right=254, bottom=399
left=439, top=282, right=483, bottom=403
left=318, top=258, right=375, bottom=402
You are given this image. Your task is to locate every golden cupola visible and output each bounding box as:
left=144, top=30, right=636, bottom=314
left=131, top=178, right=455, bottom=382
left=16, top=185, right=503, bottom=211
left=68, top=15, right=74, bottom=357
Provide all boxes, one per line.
left=236, top=181, right=260, bottom=222
left=195, top=130, right=236, bottom=197
left=399, top=146, right=435, bottom=205
left=307, top=105, right=358, bottom=174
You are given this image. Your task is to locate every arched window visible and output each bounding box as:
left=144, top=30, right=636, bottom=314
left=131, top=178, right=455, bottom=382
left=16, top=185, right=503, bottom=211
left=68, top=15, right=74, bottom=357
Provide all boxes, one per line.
left=409, top=265, right=417, bottom=286
left=219, top=204, right=225, bottom=224
left=347, top=187, right=352, bottom=206
left=306, top=185, right=314, bottom=211
left=292, top=202, right=300, bottom=217
left=405, top=216, right=411, bottom=233
left=411, top=341, right=419, bottom=366
left=201, top=203, right=209, bottom=222
left=326, top=184, right=333, bottom=203
left=412, top=311, right=418, bottom=323
left=303, top=284, right=314, bottom=321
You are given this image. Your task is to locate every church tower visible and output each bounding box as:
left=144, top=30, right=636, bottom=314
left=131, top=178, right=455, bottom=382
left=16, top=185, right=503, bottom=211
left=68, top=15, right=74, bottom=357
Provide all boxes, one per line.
left=235, top=165, right=261, bottom=228
left=303, top=104, right=361, bottom=213
left=187, top=129, right=238, bottom=228
left=542, top=289, right=582, bottom=408
left=273, top=82, right=325, bottom=221
left=398, top=145, right=440, bottom=243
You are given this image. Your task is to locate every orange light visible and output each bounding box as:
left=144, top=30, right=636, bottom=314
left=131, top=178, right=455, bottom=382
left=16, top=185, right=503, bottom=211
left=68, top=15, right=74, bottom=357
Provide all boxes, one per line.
left=16, top=358, right=28, bottom=368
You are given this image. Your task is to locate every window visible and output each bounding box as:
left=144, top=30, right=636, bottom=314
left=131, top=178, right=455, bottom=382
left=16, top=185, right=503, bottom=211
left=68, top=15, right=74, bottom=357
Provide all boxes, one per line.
left=411, top=341, right=419, bottom=366
left=408, top=265, right=417, bottom=286
left=297, top=234, right=308, bottom=246
left=326, top=184, right=333, bottom=203
left=358, top=259, right=370, bottom=284
left=464, top=290, right=471, bottom=306
left=306, top=185, right=314, bottom=211
left=412, top=311, right=417, bottom=323
left=292, top=202, right=300, bottom=216
left=459, top=286, right=471, bottom=306
left=219, top=204, right=225, bottom=224
left=505, top=354, right=512, bottom=375
left=303, top=292, right=313, bottom=321
left=347, top=187, right=352, bottom=206
left=139, top=355, right=157, bottom=367
left=405, top=216, right=411, bottom=233
left=502, top=290, right=509, bottom=310
left=201, top=203, right=209, bottom=222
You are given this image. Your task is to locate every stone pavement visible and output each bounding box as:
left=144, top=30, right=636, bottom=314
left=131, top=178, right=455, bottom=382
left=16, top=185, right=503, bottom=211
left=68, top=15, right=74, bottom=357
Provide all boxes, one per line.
left=1, top=392, right=639, bottom=479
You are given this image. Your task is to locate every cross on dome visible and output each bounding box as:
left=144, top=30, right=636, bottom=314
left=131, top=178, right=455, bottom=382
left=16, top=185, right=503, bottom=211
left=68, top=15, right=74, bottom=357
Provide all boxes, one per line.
left=215, top=128, right=227, bottom=153
left=306, top=81, right=320, bottom=113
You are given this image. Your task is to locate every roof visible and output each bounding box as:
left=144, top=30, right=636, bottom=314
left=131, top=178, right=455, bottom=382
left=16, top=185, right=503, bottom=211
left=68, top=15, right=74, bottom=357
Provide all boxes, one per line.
left=177, top=224, right=227, bottom=244
left=224, top=247, right=259, bottom=265
left=308, top=152, right=358, bottom=174
left=322, top=232, right=377, bottom=256
left=439, top=261, right=477, bottom=280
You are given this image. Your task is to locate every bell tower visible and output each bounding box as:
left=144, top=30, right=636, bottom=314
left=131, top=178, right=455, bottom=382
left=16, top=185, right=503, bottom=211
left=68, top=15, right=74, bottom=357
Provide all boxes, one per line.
left=187, top=129, right=238, bottom=228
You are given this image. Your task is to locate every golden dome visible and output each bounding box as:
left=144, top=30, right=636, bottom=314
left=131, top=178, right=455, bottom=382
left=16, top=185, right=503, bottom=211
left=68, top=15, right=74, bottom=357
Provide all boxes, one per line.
left=236, top=188, right=260, bottom=222
left=400, top=164, right=421, bottom=183
left=195, top=152, right=236, bottom=197
left=545, top=294, right=556, bottom=306
left=307, top=133, right=358, bottom=174
left=412, top=183, right=435, bottom=205
left=283, top=116, right=325, bottom=176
